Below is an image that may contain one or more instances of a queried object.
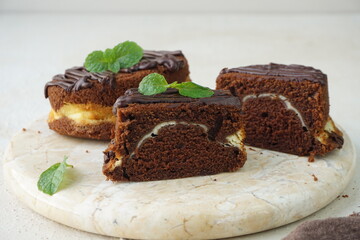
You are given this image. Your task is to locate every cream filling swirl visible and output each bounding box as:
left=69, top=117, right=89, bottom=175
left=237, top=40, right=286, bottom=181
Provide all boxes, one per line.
left=128, top=121, right=244, bottom=158
left=242, top=93, right=340, bottom=145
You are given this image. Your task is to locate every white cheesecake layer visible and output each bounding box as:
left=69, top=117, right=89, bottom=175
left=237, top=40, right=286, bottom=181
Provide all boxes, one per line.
left=48, top=103, right=115, bottom=125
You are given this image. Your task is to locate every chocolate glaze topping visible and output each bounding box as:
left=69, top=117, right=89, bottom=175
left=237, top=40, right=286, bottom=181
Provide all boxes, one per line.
left=44, top=50, right=184, bottom=98
left=44, top=66, right=115, bottom=98
left=113, top=88, right=241, bottom=113
left=220, top=63, right=327, bottom=84
left=120, top=50, right=184, bottom=73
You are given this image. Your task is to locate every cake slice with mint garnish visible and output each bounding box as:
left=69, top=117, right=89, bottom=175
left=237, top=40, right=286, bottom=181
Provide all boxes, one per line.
left=44, top=41, right=191, bottom=140
left=103, top=73, right=246, bottom=182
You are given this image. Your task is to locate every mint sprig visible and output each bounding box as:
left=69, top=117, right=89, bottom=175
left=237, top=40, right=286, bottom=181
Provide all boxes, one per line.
left=175, top=82, right=215, bottom=98
left=37, top=156, right=73, bottom=196
left=139, top=73, right=214, bottom=98
left=139, top=73, right=169, bottom=95
left=84, top=41, right=143, bottom=73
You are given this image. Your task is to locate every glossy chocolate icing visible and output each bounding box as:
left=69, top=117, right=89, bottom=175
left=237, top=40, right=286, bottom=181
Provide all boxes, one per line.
left=220, top=63, right=327, bottom=84
left=44, top=50, right=184, bottom=98
left=44, top=66, right=115, bottom=98
left=113, top=88, right=241, bottom=113
left=120, top=50, right=184, bottom=73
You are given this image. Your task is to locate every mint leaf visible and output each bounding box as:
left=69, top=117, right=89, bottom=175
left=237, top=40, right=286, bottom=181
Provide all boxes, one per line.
left=167, top=81, right=179, bottom=88
left=37, top=156, right=73, bottom=196
left=84, top=51, right=108, bottom=73
left=138, top=74, right=214, bottom=98
left=108, top=61, right=121, bottom=73
left=84, top=41, right=143, bottom=73
left=139, top=73, right=169, bottom=95
left=113, top=41, right=143, bottom=68
left=176, top=82, right=214, bottom=98
left=103, top=48, right=116, bottom=62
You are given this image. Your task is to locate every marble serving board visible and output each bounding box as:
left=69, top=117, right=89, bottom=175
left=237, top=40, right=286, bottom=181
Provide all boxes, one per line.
left=3, top=118, right=355, bottom=240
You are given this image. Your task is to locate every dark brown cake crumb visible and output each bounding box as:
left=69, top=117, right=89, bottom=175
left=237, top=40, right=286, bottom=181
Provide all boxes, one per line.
left=342, top=195, right=349, bottom=198
left=22, top=128, right=26, bottom=132
left=350, top=212, right=360, bottom=217
left=85, top=150, right=89, bottom=153
left=37, top=130, right=41, bottom=134
left=311, top=174, right=318, bottom=181
left=308, top=153, right=315, bottom=162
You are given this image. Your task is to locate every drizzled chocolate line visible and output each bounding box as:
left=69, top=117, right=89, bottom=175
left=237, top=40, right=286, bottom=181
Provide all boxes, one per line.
left=220, top=63, right=327, bottom=84
left=44, top=66, right=115, bottom=98
left=120, top=50, right=184, bottom=73
left=113, top=88, right=241, bottom=113
left=44, top=50, right=184, bottom=98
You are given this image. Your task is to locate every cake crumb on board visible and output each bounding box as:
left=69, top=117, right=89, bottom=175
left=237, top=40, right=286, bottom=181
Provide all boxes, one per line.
left=308, top=153, right=315, bottom=162
left=349, top=212, right=360, bottom=217
left=311, top=174, right=318, bottom=181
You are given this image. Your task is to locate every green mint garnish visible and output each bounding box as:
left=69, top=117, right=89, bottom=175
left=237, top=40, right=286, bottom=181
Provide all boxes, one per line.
left=175, top=82, right=215, bottom=98
left=84, top=41, right=143, bottom=73
left=37, top=156, right=73, bottom=196
left=139, top=73, right=169, bottom=95
left=138, top=73, right=214, bottom=98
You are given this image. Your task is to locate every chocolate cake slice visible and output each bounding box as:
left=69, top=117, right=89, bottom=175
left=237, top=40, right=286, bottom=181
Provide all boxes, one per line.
left=103, top=88, right=246, bottom=182
left=216, top=63, right=343, bottom=157
left=45, top=50, right=190, bottom=140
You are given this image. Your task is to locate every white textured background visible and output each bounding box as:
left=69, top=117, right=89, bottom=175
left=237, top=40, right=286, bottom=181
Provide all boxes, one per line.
left=1, top=1, right=360, bottom=239
left=1, top=0, right=360, bottom=13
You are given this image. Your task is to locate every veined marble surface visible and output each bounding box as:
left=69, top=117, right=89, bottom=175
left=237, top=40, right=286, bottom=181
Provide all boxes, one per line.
left=3, top=118, right=355, bottom=240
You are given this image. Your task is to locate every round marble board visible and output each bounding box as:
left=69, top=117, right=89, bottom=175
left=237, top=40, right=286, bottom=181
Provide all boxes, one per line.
left=3, top=118, right=355, bottom=240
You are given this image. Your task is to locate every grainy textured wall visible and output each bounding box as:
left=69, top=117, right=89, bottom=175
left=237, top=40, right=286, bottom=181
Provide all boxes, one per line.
left=1, top=0, right=360, bottom=13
